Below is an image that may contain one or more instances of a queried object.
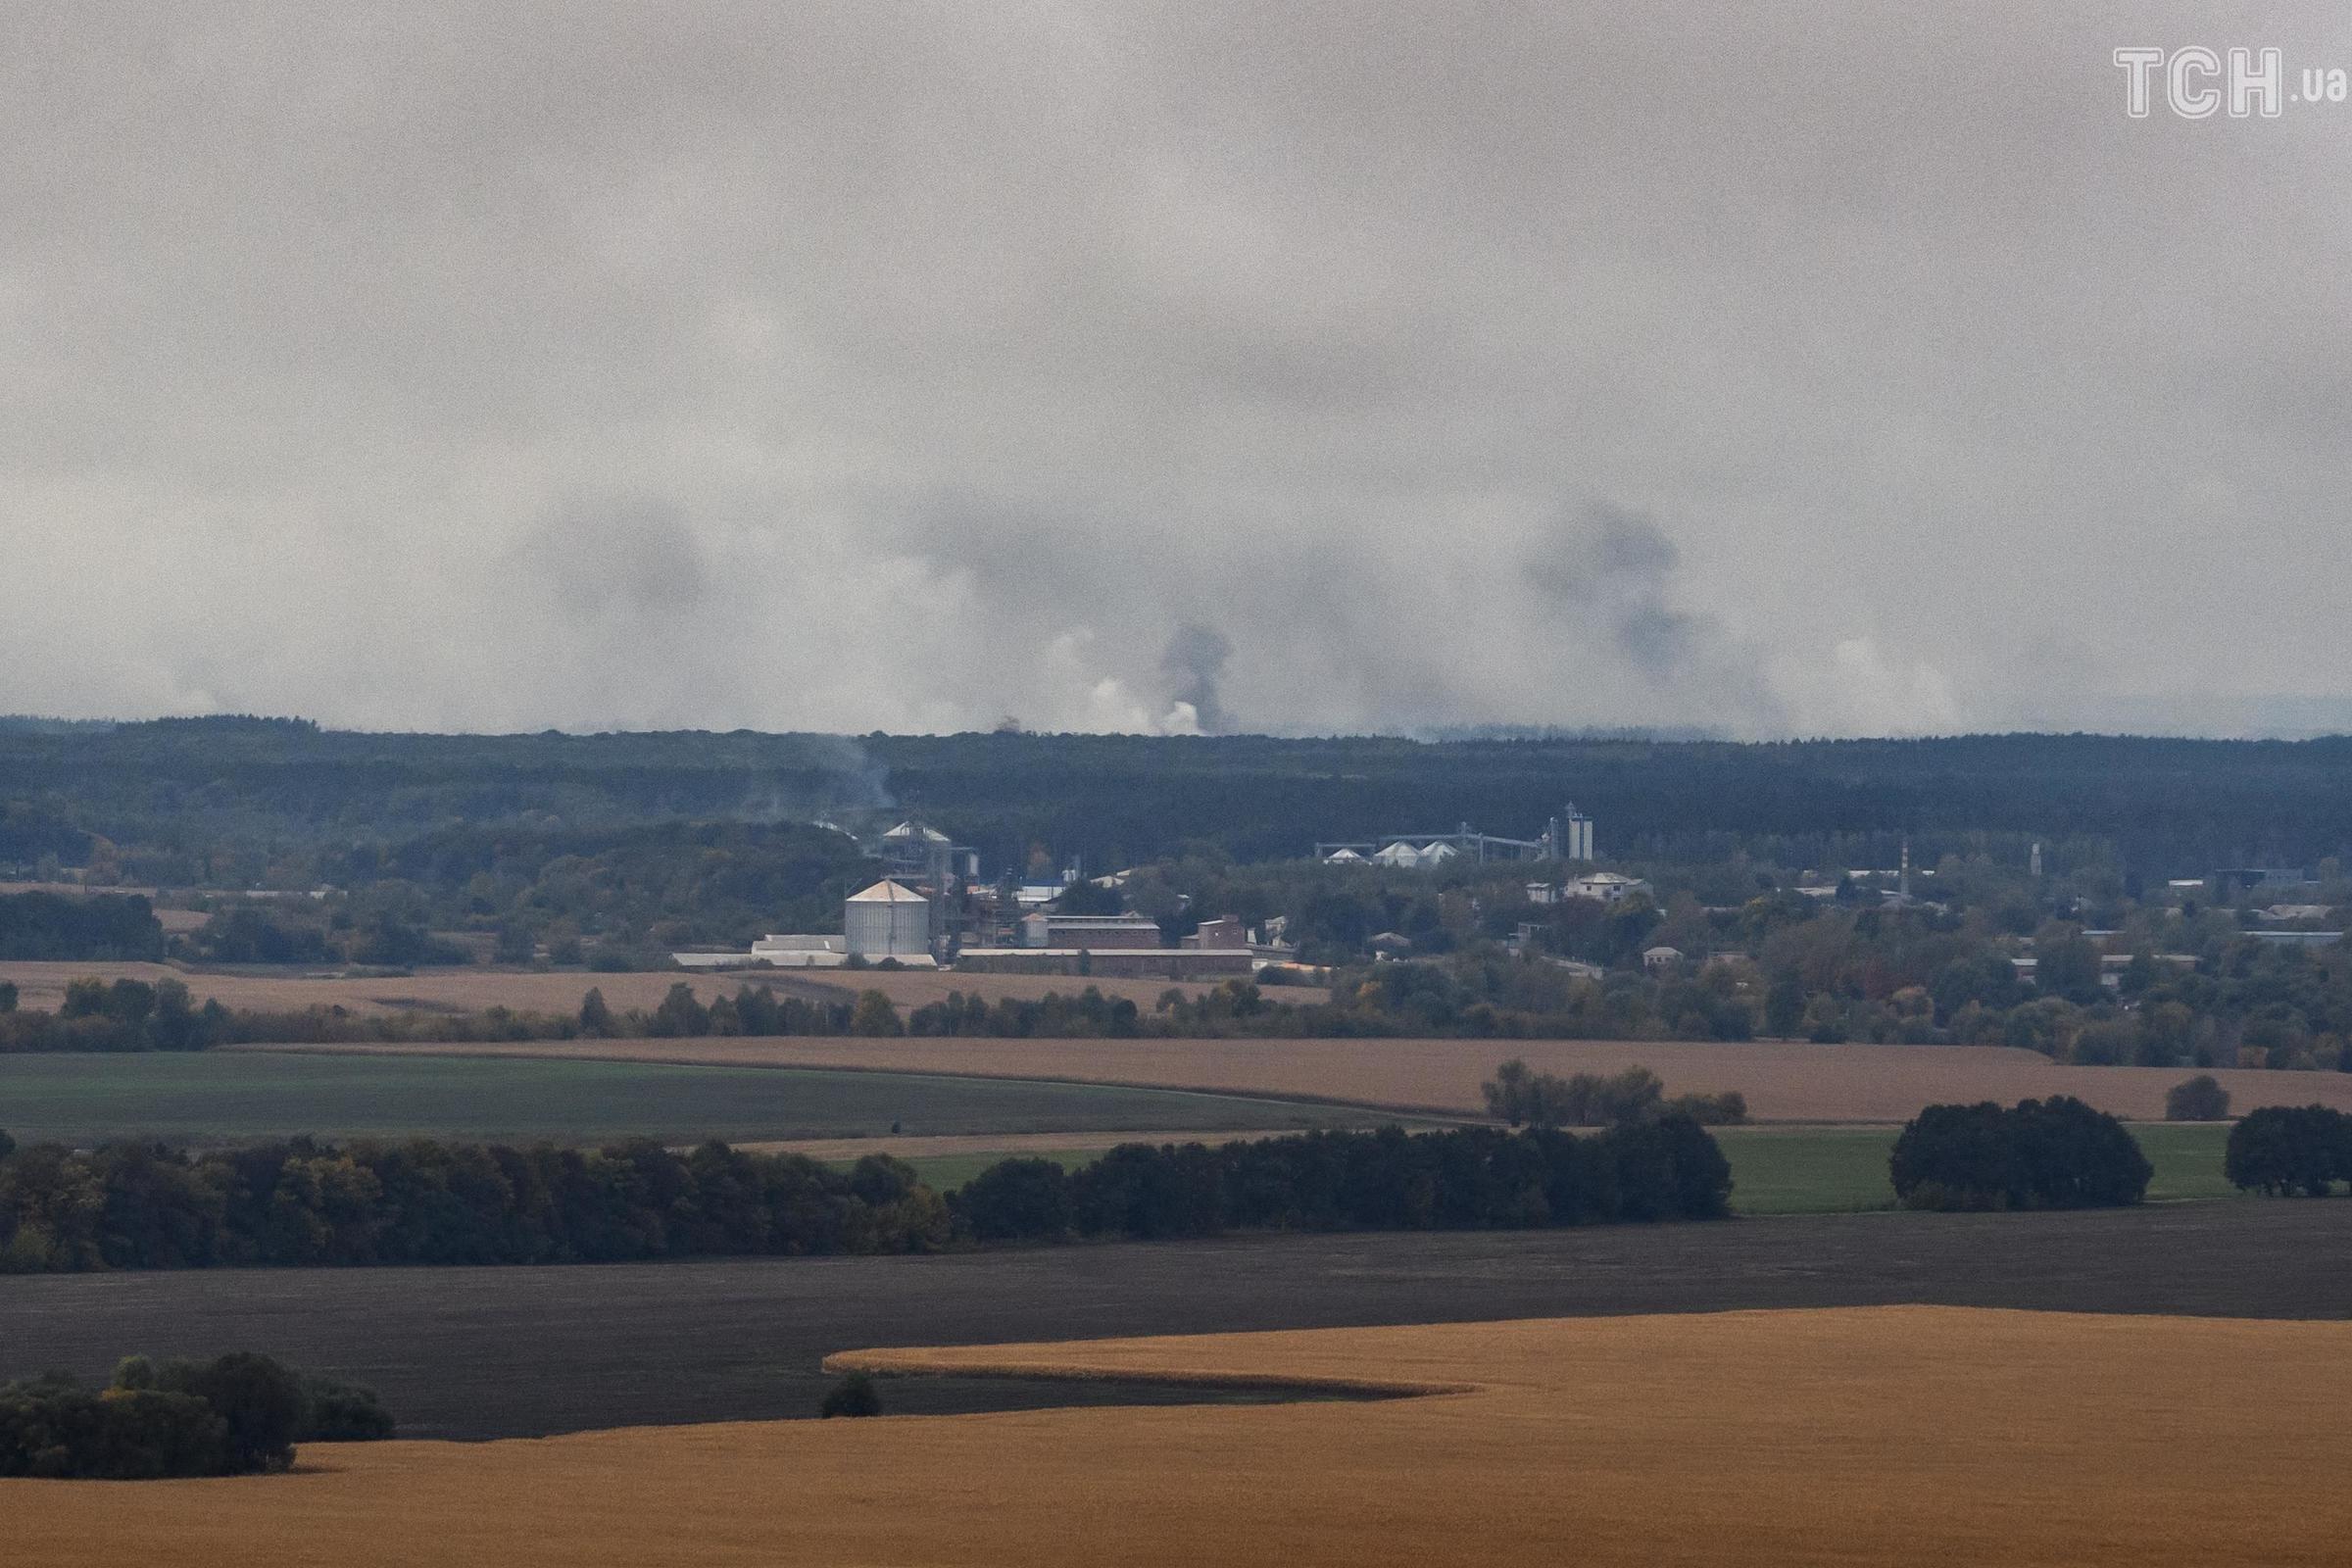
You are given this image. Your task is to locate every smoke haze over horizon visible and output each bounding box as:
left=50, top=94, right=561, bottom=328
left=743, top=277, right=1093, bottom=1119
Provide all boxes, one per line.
left=4, top=5, right=2349, bottom=740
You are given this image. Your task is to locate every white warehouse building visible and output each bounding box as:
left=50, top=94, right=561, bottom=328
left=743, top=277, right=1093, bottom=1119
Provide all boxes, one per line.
left=845, top=878, right=934, bottom=960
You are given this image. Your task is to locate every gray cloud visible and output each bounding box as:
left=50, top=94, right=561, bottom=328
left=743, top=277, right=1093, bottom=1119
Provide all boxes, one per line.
left=0, top=4, right=2346, bottom=736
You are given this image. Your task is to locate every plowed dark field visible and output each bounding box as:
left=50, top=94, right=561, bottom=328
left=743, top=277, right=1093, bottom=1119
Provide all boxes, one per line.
left=4, top=1200, right=2342, bottom=1439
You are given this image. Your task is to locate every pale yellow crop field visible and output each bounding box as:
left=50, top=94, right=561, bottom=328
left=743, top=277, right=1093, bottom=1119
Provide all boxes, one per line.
left=10, top=1306, right=2351, bottom=1566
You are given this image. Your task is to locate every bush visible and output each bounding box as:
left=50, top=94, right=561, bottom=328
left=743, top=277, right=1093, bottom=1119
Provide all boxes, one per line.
left=0, top=1351, right=385, bottom=1479
left=300, top=1375, right=396, bottom=1442
left=2225, top=1104, right=2351, bottom=1197
left=1665, top=1090, right=1748, bottom=1126
left=818, top=1372, right=882, bottom=1418
left=2164, top=1074, right=2231, bottom=1122
left=1889, top=1098, right=2151, bottom=1211
left=0, top=1380, right=227, bottom=1479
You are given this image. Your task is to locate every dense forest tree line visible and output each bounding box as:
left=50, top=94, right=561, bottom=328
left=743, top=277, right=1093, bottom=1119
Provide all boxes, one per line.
left=0, top=1122, right=1730, bottom=1274
left=1888, top=1099, right=2153, bottom=1210
left=1, top=1352, right=392, bottom=1480
left=9, top=718, right=2352, bottom=897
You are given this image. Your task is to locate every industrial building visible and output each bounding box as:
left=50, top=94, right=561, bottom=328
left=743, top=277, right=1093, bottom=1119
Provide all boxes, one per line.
left=845, top=878, right=935, bottom=960
left=956, top=945, right=1254, bottom=979
left=671, top=877, right=940, bottom=970
left=1319, top=804, right=1594, bottom=866
left=877, top=820, right=979, bottom=892
left=1018, top=911, right=1166, bottom=950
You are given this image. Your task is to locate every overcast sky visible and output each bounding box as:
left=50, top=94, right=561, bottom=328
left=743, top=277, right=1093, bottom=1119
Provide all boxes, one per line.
left=4, top=3, right=2348, bottom=738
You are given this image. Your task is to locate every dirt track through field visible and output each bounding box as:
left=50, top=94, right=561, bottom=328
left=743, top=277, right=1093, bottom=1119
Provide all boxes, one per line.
left=230, top=1033, right=2352, bottom=1123
left=10, top=1305, right=2352, bottom=1567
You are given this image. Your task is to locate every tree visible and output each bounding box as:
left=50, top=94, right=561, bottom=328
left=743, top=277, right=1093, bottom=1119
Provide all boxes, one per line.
left=578, top=987, right=615, bottom=1037
left=157, top=1352, right=306, bottom=1473
left=2225, top=1104, right=2349, bottom=1197
left=2163, top=1075, right=2230, bottom=1122
left=955, top=1156, right=1076, bottom=1240
left=1890, top=1099, right=2149, bottom=1211
left=1763, top=972, right=1805, bottom=1036
left=818, top=1371, right=882, bottom=1418
left=2033, top=928, right=2105, bottom=1004
left=0, top=980, right=16, bottom=1012
left=850, top=990, right=904, bottom=1038
left=650, top=982, right=710, bottom=1037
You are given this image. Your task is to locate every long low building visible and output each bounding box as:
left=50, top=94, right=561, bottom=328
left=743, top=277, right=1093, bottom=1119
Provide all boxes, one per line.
left=955, top=946, right=1255, bottom=979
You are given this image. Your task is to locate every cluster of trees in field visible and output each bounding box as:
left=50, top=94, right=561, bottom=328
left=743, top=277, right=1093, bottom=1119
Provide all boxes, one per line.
left=1481, top=1059, right=1747, bottom=1128
left=0, top=1121, right=1730, bottom=1274
left=2224, top=1105, right=2352, bottom=1197
left=0, top=891, right=165, bottom=961
left=1, top=1351, right=391, bottom=1480
left=1888, top=1099, right=2154, bottom=1211
left=0, top=975, right=232, bottom=1052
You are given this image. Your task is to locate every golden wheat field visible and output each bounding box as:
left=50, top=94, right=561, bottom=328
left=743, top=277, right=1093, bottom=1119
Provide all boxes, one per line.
left=0, top=960, right=1246, bottom=1017
left=237, top=1033, right=2352, bottom=1122
left=9, top=1306, right=2350, bottom=1566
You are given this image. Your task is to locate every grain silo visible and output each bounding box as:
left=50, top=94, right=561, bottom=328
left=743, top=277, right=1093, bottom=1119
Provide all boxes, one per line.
left=844, top=878, right=932, bottom=959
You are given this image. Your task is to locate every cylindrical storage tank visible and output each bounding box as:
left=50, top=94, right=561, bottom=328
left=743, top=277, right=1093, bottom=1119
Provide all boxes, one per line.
left=845, top=879, right=932, bottom=957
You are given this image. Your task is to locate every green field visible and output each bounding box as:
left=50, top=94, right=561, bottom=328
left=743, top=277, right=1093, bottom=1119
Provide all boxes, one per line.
left=873, top=1122, right=2242, bottom=1215
left=1709, top=1122, right=2238, bottom=1214
left=0, top=1054, right=1388, bottom=1149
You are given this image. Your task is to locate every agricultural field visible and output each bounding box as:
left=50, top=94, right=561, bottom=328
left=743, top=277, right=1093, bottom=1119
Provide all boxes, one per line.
left=6, top=1200, right=2345, bottom=1442
left=11, top=1304, right=2352, bottom=1566
left=0, top=1053, right=1391, bottom=1149
left=0, top=959, right=1251, bottom=1018
left=241, top=1033, right=2352, bottom=1123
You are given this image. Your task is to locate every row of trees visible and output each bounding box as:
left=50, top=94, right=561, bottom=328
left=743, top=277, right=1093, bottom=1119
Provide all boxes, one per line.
left=1481, top=1059, right=1747, bottom=1128
left=1887, top=1099, right=2153, bottom=1211
left=951, top=1120, right=1732, bottom=1240
left=0, top=1121, right=1731, bottom=1275
left=1, top=1352, right=390, bottom=1480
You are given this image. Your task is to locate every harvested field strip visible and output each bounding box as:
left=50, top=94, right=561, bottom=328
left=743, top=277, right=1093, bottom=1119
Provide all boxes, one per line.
left=0, top=959, right=1251, bottom=1018
left=234, top=1033, right=2352, bottom=1123
left=11, top=1307, right=2352, bottom=1566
